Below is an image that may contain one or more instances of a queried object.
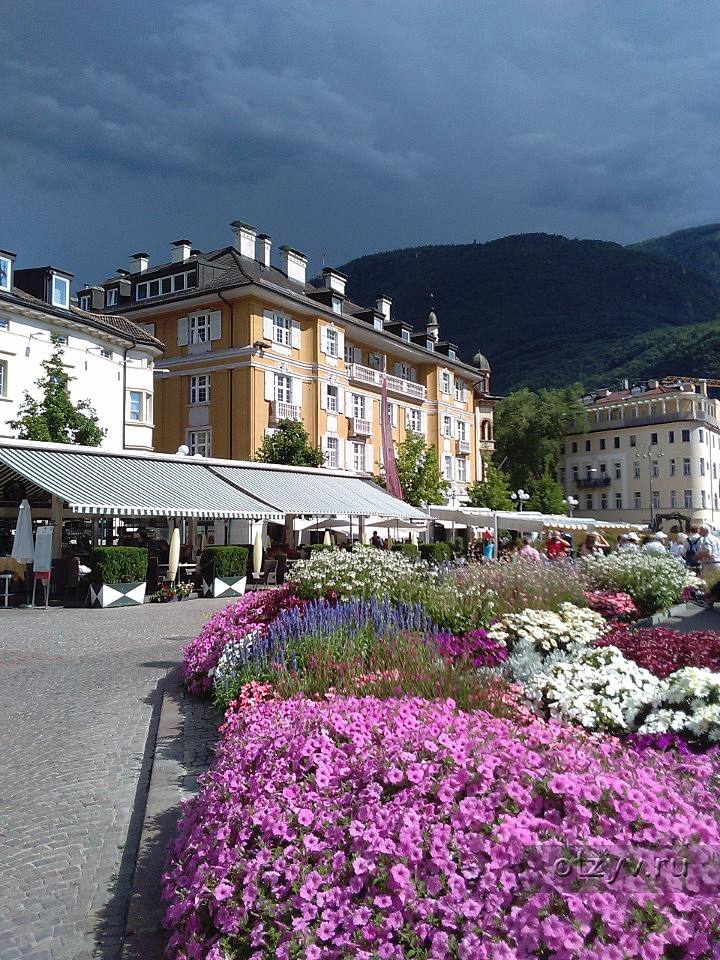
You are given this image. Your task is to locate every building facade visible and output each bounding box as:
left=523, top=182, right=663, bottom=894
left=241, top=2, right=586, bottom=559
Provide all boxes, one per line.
left=90, top=222, right=495, bottom=493
left=562, top=379, right=720, bottom=527
left=0, top=248, right=164, bottom=451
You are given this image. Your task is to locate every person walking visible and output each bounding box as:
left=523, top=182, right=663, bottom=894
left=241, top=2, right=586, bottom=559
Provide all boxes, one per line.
left=684, top=527, right=702, bottom=569
left=698, top=525, right=720, bottom=572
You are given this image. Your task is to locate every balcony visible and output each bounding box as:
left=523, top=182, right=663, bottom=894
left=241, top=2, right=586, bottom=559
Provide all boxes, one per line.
left=575, top=476, right=611, bottom=488
left=457, top=439, right=471, bottom=455
left=345, top=362, right=427, bottom=401
left=270, top=401, right=302, bottom=422
left=478, top=440, right=495, bottom=452
left=348, top=416, right=373, bottom=437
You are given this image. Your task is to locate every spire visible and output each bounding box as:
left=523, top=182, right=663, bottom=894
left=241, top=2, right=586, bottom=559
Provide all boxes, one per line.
left=426, top=293, right=439, bottom=342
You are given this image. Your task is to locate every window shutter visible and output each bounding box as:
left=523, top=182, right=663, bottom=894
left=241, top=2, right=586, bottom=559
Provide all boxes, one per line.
left=264, top=370, right=275, bottom=401
left=394, top=362, right=403, bottom=377
left=366, top=398, right=374, bottom=422
left=346, top=441, right=354, bottom=470
left=366, top=444, right=374, bottom=472
left=336, top=386, right=345, bottom=415
left=291, top=319, right=301, bottom=349
left=405, top=408, right=412, bottom=428
left=320, top=383, right=327, bottom=410
left=263, top=310, right=273, bottom=340
left=337, top=439, right=345, bottom=469
left=321, top=433, right=328, bottom=454
left=209, top=310, right=222, bottom=341
left=177, top=316, right=189, bottom=346
left=410, top=367, right=417, bottom=383
left=319, top=326, right=327, bottom=356
left=336, top=328, right=345, bottom=359
left=292, top=377, right=303, bottom=407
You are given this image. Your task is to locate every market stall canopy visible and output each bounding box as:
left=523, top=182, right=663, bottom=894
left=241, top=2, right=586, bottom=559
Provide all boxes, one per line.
left=210, top=465, right=426, bottom=519
left=0, top=443, right=283, bottom=520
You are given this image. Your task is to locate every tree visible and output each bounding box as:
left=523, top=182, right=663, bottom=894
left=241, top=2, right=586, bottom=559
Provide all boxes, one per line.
left=395, top=431, right=448, bottom=507
left=8, top=336, right=105, bottom=445
left=254, top=419, right=324, bottom=467
left=527, top=471, right=568, bottom=515
left=466, top=461, right=514, bottom=510
left=494, top=385, right=586, bottom=490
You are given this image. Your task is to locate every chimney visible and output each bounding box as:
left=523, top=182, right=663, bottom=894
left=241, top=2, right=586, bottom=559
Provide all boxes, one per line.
left=322, top=267, right=347, bottom=296
left=280, top=245, right=307, bottom=284
left=116, top=268, right=130, bottom=278
left=622, top=378, right=629, bottom=390
left=648, top=379, right=659, bottom=389
left=130, top=252, right=149, bottom=274
left=700, top=378, right=708, bottom=396
left=376, top=295, right=392, bottom=322
left=171, top=239, right=192, bottom=263
left=230, top=220, right=257, bottom=259
left=256, top=233, right=272, bottom=267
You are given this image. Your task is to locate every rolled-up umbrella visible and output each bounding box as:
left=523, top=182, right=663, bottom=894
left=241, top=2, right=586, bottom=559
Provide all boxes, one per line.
left=323, top=530, right=332, bottom=547
left=11, top=499, right=35, bottom=564
left=362, top=529, right=370, bottom=546
left=167, top=527, right=180, bottom=585
left=253, top=528, right=263, bottom=577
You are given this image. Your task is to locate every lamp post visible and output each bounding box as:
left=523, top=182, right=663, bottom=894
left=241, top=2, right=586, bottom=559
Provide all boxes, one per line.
left=448, top=484, right=459, bottom=541
left=636, top=444, right=664, bottom=527
left=563, top=495, right=579, bottom=517
left=510, top=489, right=530, bottom=512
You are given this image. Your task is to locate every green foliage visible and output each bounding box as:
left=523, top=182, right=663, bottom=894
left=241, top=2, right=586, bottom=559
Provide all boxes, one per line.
left=419, top=542, right=453, bottom=564
left=90, top=546, right=148, bottom=584
left=630, top=223, right=720, bottom=285
left=254, top=419, right=324, bottom=467
left=467, top=462, right=514, bottom=510
left=451, top=536, right=465, bottom=558
left=8, top=337, right=105, bottom=445
left=200, top=546, right=249, bottom=579
left=528, top=471, right=568, bottom=515
left=391, top=542, right=420, bottom=560
left=395, top=431, right=448, bottom=507
left=308, top=543, right=334, bottom=553
left=494, top=386, right=586, bottom=491
left=340, top=233, right=720, bottom=392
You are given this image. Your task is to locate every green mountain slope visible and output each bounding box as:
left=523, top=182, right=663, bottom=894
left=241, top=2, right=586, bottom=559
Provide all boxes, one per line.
left=630, top=223, right=720, bottom=285
left=340, top=233, right=720, bottom=393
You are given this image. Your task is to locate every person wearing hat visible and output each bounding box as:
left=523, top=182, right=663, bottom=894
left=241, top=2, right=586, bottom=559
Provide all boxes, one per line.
left=580, top=533, right=604, bottom=557
left=546, top=530, right=568, bottom=561
left=642, top=532, right=668, bottom=555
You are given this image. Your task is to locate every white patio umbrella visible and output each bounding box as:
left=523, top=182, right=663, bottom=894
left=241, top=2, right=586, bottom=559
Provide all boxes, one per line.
left=11, top=499, right=35, bottom=564
left=253, top=528, right=264, bottom=577
left=323, top=530, right=332, bottom=546
left=167, top=527, right=181, bottom=585
left=362, top=529, right=370, bottom=545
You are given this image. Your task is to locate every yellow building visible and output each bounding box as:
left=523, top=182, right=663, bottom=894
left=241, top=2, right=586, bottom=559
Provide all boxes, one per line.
left=93, top=222, right=495, bottom=493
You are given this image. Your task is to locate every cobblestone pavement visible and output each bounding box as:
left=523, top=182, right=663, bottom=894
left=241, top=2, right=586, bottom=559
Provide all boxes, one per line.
left=0, top=600, right=229, bottom=960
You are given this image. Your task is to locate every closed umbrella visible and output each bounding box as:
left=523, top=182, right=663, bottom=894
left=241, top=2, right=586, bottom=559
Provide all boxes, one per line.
left=253, top=528, right=263, bottom=577
left=323, top=530, right=332, bottom=547
left=167, top=527, right=180, bottom=585
left=362, top=529, right=370, bottom=546
left=11, top=499, right=34, bottom=563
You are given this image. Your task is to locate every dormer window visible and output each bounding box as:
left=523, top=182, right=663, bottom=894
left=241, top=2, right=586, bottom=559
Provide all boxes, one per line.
left=331, top=296, right=342, bottom=315
left=78, top=293, right=91, bottom=311
left=373, top=316, right=383, bottom=331
left=448, top=348, right=456, bottom=359
left=52, top=274, right=69, bottom=308
left=0, top=255, right=11, bottom=292
left=106, top=288, right=118, bottom=307
left=401, top=329, right=410, bottom=342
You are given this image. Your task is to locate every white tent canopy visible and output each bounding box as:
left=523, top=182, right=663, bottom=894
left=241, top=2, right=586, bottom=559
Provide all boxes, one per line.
left=429, top=505, right=648, bottom=536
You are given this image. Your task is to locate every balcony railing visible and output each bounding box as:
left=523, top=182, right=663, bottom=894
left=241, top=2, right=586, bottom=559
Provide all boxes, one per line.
left=345, top=362, right=427, bottom=401
left=575, top=476, right=611, bottom=488
left=348, top=416, right=373, bottom=437
left=270, top=401, right=302, bottom=422
left=457, top=439, right=471, bottom=455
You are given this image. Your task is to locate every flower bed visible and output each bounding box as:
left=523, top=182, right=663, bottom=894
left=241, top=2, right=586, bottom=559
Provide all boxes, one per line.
left=289, top=545, right=428, bottom=603
left=598, top=625, right=720, bottom=678
left=583, top=590, right=639, bottom=622
left=163, top=696, right=720, bottom=959
left=582, top=552, right=696, bottom=616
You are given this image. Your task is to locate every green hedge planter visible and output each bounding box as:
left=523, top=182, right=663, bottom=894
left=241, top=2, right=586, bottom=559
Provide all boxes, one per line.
left=89, top=546, right=149, bottom=608
left=200, top=546, right=249, bottom=598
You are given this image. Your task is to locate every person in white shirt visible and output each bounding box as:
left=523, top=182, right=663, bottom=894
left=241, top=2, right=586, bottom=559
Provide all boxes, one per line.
left=642, top=532, right=668, bottom=555
left=698, top=525, right=720, bottom=569
left=618, top=533, right=640, bottom=552
left=668, top=533, right=687, bottom=559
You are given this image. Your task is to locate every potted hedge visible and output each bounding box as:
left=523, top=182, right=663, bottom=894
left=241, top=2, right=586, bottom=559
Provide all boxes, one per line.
left=89, top=546, right=149, bottom=608
left=419, top=542, right=453, bottom=565
left=200, top=546, right=249, bottom=598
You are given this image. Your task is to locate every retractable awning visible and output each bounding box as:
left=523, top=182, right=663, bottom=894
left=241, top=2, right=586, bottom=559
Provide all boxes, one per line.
left=210, top=465, right=427, bottom=519
left=0, top=446, right=282, bottom=520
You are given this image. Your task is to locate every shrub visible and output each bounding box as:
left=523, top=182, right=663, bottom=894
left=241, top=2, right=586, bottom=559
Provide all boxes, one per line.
left=199, top=545, right=248, bottom=579
left=639, top=667, right=720, bottom=743
left=308, top=542, right=334, bottom=553
left=391, top=542, right=420, bottom=560
left=582, top=552, right=697, bottom=616
left=89, top=546, right=147, bottom=584
left=598, top=626, right=720, bottom=679
left=584, top=590, right=639, bottom=622
left=489, top=602, right=608, bottom=653
left=163, top=696, right=720, bottom=959
left=451, top=535, right=465, bottom=557
left=419, top=541, right=453, bottom=564
left=289, top=544, right=429, bottom=603
left=182, top=585, right=304, bottom=695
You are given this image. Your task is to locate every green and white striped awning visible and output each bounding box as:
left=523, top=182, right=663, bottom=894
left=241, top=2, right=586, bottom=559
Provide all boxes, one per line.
left=0, top=446, right=282, bottom=520
left=211, top=465, right=427, bottom=519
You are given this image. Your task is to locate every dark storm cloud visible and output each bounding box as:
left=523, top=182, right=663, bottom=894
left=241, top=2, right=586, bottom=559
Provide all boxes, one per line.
left=4, top=0, right=720, bottom=281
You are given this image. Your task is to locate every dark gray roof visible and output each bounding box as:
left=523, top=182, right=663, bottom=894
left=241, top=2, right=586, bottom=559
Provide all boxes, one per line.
left=0, top=286, right=164, bottom=351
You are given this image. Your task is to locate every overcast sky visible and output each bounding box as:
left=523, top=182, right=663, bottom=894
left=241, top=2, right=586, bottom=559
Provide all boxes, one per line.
left=4, top=0, right=720, bottom=285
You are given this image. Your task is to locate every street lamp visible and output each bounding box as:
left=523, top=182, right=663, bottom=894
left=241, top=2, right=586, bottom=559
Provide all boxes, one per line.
left=636, top=444, right=664, bottom=526
left=448, top=484, right=459, bottom=540
left=511, top=488, right=530, bottom=512
left=563, top=495, right=579, bottom=517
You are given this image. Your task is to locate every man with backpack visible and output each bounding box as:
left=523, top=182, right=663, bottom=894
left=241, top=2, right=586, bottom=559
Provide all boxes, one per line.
left=684, top=527, right=702, bottom=569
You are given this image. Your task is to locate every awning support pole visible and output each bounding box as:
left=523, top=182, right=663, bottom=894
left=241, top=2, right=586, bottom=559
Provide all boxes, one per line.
left=51, top=495, right=63, bottom=560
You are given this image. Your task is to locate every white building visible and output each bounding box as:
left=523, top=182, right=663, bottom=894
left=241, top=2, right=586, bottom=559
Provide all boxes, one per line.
left=562, top=378, right=720, bottom=528
left=0, top=249, right=164, bottom=451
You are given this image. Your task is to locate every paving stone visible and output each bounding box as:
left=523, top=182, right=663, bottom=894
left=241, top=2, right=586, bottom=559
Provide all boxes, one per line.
left=0, top=600, right=229, bottom=960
